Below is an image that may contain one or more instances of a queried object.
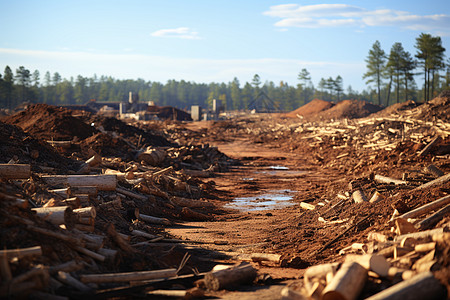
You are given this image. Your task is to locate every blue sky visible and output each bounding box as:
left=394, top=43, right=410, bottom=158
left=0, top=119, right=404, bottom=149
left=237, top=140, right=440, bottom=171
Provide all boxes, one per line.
left=0, top=0, right=449, bottom=91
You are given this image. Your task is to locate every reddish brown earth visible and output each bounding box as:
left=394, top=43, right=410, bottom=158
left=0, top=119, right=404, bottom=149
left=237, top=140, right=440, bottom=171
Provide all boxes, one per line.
left=1, top=96, right=449, bottom=299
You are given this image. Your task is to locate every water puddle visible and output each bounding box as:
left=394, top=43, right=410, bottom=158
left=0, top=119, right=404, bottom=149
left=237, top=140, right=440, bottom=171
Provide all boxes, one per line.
left=224, top=189, right=296, bottom=211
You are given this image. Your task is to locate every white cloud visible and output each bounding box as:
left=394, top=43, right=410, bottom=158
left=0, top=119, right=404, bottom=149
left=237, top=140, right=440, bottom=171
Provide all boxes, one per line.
left=264, top=4, right=450, bottom=35
left=151, top=27, right=201, bottom=40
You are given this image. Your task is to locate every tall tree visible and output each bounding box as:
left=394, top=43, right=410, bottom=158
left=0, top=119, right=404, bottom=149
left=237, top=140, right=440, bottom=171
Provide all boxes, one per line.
left=3, top=66, right=14, bottom=109
left=334, top=75, right=344, bottom=101
left=415, top=33, right=446, bottom=101
left=230, top=77, right=241, bottom=110
left=363, top=40, right=386, bottom=105
left=298, top=68, right=312, bottom=104
left=387, top=43, right=404, bottom=103
left=15, top=66, right=31, bottom=103
left=400, top=51, right=416, bottom=102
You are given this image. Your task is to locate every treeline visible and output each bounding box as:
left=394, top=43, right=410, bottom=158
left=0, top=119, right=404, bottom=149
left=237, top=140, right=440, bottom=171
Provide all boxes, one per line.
left=0, top=67, right=360, bottom=111
left=0, top=33, right=448, bottom=111
left=364, top=33, right=449, bottom=106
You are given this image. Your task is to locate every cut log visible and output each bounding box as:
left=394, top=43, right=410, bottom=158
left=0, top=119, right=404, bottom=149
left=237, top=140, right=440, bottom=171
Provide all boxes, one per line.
left=0, top=252, right=12, bottom=280
left=136, top=148, right=166, bottom=166
left=280, top=286, right=308, bottom=300
left=41, top=174, right=117, bottom=191
left=250, top=253, right=281, bottom=264
left=0, top=246, right=42, bottom=260
left=62, top=197, right=81, bottom=209
left=367, top=232, right=388, bottom=243
left=49, top=188, right=71, bottom=198
left=415, top=203, right=450, bottom=230
left=300, top=202, right=315, bottom=210
left=0, top=164, right=31, bottom=179
left=139, top=214, right=171, bottom=225
left=399, top=195, right=450, bottom=220
left=204, top=263, right=257, bottom=291
left=80, top=268, right=177, bottom=283
left=98, top=248, right=118, bottom=261
left=412, top=173, right=450, bottom=192
left=180, top=207, right=210, bottom=221
left=73, top=246, right=105, bottom=262
left=57, top=271, right=92, bottom=292
left=73, top=207, right=96, bottom=219
left=49, top=261, right=83, bottom=274
left=394, top=227, right=445, bottom=242
left=77, top=154, right=102, bottom=174
left=365, top=271, right=446, bottom=300
left=415, top=242, right=436, bottom=253
left=304, top=262, right=339, bottom=281
left=116, top=187, right=148, bottom=201
left=374, top=174, right=407, bottom=185
left=106, top=223, right=135, bottom=253
left=0, top=192, right=28, bottom=208
left=322, top=261, right=367, bottom=300
left=417, top=136, right=440, bottom=157
left=70, top=186, right=97, bottom=197
left=32, top=206, right=74, bottom=228
left=352, top=190, right=368, bottom=203
left=47, top=140, right=71, bottom=148
left=131, top=230, right=157, bottom=239
left=345, top=254, right=390, bottom=277
left=171, top=197, right=215, bottom=208
left=27, top=225, right=83, bottom=245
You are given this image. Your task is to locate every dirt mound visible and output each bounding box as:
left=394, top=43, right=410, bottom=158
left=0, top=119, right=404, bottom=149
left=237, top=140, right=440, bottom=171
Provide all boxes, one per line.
left=417, top=91, right=450, bottom=122
left=315, top=99, right=383, bottom=120
left=285, top=99, right=334, bottom=118
left=147, top=105, right=192, bottom=121
left=2, top=104, right=96, bottom=141
left=90, top=116, right=173, bottom=148
left=0, top=121, right=76, bottom=172
left=373, top=100, right=417, bottom=117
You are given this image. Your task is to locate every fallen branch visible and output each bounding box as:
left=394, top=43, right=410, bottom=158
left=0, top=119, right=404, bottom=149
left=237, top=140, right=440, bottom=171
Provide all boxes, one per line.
left=0, top=164, right=31, bottom=179
left=80, top=268, right=177, bottom=283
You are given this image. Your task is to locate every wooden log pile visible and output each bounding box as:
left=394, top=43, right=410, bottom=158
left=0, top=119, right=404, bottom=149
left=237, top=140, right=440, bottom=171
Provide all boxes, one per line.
left=0, top=149, right=225, bottom=298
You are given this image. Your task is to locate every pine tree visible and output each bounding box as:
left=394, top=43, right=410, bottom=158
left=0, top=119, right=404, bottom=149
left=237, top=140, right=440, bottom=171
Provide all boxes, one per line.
left=363, top=41, right=386, bottom=105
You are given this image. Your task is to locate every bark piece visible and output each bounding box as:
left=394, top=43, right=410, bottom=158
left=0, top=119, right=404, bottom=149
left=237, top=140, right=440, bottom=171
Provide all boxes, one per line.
left=204, top=263, right=257, bottom=291
left=322, top=261, right=367, bottom=300
left=365, top=271, right=446, bottom=300
left=424, top=164, right=445, bottom=178
left=0, top=164, right=31, bottom=179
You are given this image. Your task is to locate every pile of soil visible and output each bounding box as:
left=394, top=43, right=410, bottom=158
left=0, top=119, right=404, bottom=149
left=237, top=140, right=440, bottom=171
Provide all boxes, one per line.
left=285, top=99, right=334, bottom=118
left=417, top=91, right=450, bottom=122
left=315, top=99, right=383, bottom=120
left=2, top=104, right=96, bottom=141
left=147, top=105, right=192, bottom=121
left=0, top=121, right=76, bottom=172
left=90, top=115, right=173, bottom=148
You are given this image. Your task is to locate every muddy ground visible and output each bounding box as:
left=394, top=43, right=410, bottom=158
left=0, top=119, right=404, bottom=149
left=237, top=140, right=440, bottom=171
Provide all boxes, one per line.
left=1, top=94, right=450, bottom=299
